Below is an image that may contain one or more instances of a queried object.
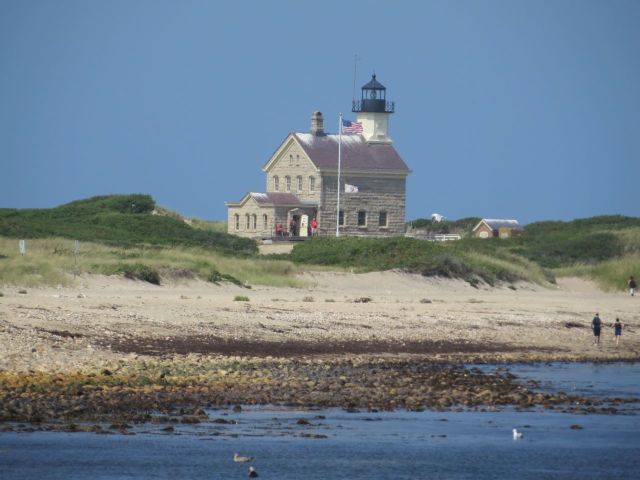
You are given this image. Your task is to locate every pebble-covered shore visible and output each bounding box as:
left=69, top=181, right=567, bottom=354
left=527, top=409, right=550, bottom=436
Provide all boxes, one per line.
left=1, top=273, right=638, bottom=430
left=1, top=355, right=635, bottom=432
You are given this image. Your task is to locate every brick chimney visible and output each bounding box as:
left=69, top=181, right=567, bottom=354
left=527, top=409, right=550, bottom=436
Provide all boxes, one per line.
left=310, top=111, right=325, bottom=136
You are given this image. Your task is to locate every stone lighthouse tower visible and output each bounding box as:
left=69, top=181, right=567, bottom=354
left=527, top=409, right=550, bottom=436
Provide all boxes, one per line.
left=352, top=74, right=395, bottom=144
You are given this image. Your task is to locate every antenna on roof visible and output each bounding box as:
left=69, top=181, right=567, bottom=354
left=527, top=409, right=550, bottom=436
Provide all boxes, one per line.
left=352, top=54, right=361, bottom=103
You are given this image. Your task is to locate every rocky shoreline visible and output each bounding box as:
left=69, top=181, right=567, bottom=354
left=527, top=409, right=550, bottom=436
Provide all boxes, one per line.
left=2, top=354, right=637, bottom=433
left=2, top=273, right=638, bottom=431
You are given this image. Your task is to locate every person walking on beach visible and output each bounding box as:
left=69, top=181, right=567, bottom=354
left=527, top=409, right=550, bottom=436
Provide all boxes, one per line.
left=591, top=313, right=602, bottom=346
left=612, top=318, right=625, bottom=346
left=628, top=276, right=637, bottom=296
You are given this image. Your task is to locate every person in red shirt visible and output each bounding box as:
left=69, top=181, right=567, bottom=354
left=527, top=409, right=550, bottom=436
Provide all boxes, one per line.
left=310, top=217, right=318, bottom=237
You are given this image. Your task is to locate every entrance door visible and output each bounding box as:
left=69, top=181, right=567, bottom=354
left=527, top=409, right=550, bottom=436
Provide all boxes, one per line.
left=290, top=215, right=300, bottom=236
left=299, top=214, right=309, bottom=237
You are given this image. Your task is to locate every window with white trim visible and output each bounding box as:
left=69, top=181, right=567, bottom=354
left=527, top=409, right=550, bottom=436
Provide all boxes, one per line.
left=296, top=175, right=302, bottom=192
left=263, top=214, right=268, bottom=230
left=379, top=211, right=388, bottom=227
left=245, top=214, right=250, bottom=230
left=357, top=210, right=367, bottom=227
left=251, top=214, right=257, bottom=230
left=309, top=176, right=315, bottom=192
left=273, top=175, right=279, bottom=191
left=234, top=214, right=239, bottom=230
left=285, top=176, right=291, bottom=192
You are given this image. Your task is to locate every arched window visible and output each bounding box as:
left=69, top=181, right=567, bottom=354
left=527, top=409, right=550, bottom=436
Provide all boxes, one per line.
left=251, top=214, right=257, bottom=230
left=285, top=175, right=291, bottom=192
left=296, top=175, right=302, bottom=192
left=245, top=214, right=250, bottom=230
left=234, top=214, right=239, bottom=230
left=309, top=176, right=315, bottom=192
left=289, top=154, right=293, bottom=166
left=273, top=175, right=279, bottom=191
left=263, top=214, right=268, bottom=230
left=296, top=154, right=300, bottom=166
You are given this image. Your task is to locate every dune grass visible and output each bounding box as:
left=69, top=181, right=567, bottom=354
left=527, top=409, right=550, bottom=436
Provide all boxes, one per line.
left=554, top=228, right=640, bottom=291
left=189, top=218, right=227, bottom=233
left=555, top=255, right=640, bottom=292
left=290, top=236, right=553, bottom=286
left=0, top=237, right=305, bottom=288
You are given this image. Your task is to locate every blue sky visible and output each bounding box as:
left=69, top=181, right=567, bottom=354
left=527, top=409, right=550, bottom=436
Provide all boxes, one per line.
left=1, top=0, right=638, bottom=224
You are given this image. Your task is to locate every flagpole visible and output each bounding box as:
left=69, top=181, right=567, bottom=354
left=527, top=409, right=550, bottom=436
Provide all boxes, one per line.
left=336, top=112, right=342, bottom=237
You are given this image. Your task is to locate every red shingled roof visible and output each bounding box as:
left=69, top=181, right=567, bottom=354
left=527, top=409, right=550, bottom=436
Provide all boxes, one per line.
left=293, top=133, right=409, bottom=173
left=250, top=192, right=304, bottom=206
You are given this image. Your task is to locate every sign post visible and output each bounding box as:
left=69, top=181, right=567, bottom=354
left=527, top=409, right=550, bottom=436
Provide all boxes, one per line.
left=19, top=240, right=25, bottom=256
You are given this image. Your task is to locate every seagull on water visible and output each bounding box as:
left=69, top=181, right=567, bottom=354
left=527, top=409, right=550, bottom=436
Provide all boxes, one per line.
left=234, top=453, right=254, bottom=463
left=512, top=428, right=523, bottom=439
left=248, top=466, right=259, bottom=478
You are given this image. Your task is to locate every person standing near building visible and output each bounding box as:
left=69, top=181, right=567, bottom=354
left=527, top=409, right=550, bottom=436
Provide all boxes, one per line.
left=591, top=313, right=602, bottom=346
left=628, top=276, right=637, bottom=296
left=310, top=217, right=318, bottom=237
left=612, top=318, right=625, bottom=346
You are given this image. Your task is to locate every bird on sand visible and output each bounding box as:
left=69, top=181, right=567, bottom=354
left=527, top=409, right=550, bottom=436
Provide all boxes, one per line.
left=234, top=453, right=254, bottom=463
left=248, top=466, right=259, bottom=478
left=512, top=428, right=523, bottom=439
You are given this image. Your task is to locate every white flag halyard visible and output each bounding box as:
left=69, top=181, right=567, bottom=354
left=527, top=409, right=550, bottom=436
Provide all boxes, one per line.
left=345, top=183, right=359, bottom=193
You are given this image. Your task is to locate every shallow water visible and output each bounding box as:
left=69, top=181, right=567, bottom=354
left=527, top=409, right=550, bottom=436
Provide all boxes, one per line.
left=1, top=363, right=639, bottom=480
left=506, top=361, right=640, bottom=398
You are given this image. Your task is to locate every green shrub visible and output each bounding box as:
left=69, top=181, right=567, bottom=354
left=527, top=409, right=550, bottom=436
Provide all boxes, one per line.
left=119, top=263, right=161, bottom=285
left=234, top=295, right=250, bottom=302
left=0, top=194, right=257, bottom=256
left=208, top=269, right=247, bottom=288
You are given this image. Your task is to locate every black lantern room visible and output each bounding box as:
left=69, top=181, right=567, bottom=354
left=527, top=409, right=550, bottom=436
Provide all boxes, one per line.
left=352, top=74, right=395, bottom=114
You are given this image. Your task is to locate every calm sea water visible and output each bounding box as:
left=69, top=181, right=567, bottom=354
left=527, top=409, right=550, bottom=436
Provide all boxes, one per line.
left=1, top=362, right=639, bottom=480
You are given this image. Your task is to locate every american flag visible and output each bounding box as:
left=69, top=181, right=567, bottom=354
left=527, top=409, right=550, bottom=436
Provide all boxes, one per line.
left=342, top=119, right=363, bottom=134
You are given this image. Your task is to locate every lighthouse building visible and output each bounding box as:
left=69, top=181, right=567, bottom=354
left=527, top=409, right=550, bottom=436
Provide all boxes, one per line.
left=226, top=75, right=411, bottom=238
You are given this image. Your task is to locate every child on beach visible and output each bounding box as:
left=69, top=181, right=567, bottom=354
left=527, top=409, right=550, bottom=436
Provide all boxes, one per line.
left=591, top=313, right=602, bottom=346
left=612, top=318, right=624, bottom=346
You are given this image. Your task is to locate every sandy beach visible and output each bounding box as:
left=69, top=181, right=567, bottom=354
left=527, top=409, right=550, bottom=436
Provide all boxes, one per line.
left=1, top=271, right=639, bottom=425
left=1, top=271, right=638, bottom=373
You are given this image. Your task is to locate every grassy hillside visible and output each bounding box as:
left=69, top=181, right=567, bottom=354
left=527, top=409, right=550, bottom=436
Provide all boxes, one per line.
left=292, top=215, right=640, bottom=288
left=0, top=194, right=255, bottom=256
left=290, top=236, right=550, bottom=286
left=510, top=215, right=640, bottom=268
left=0, top=237, right=304, bottom=288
